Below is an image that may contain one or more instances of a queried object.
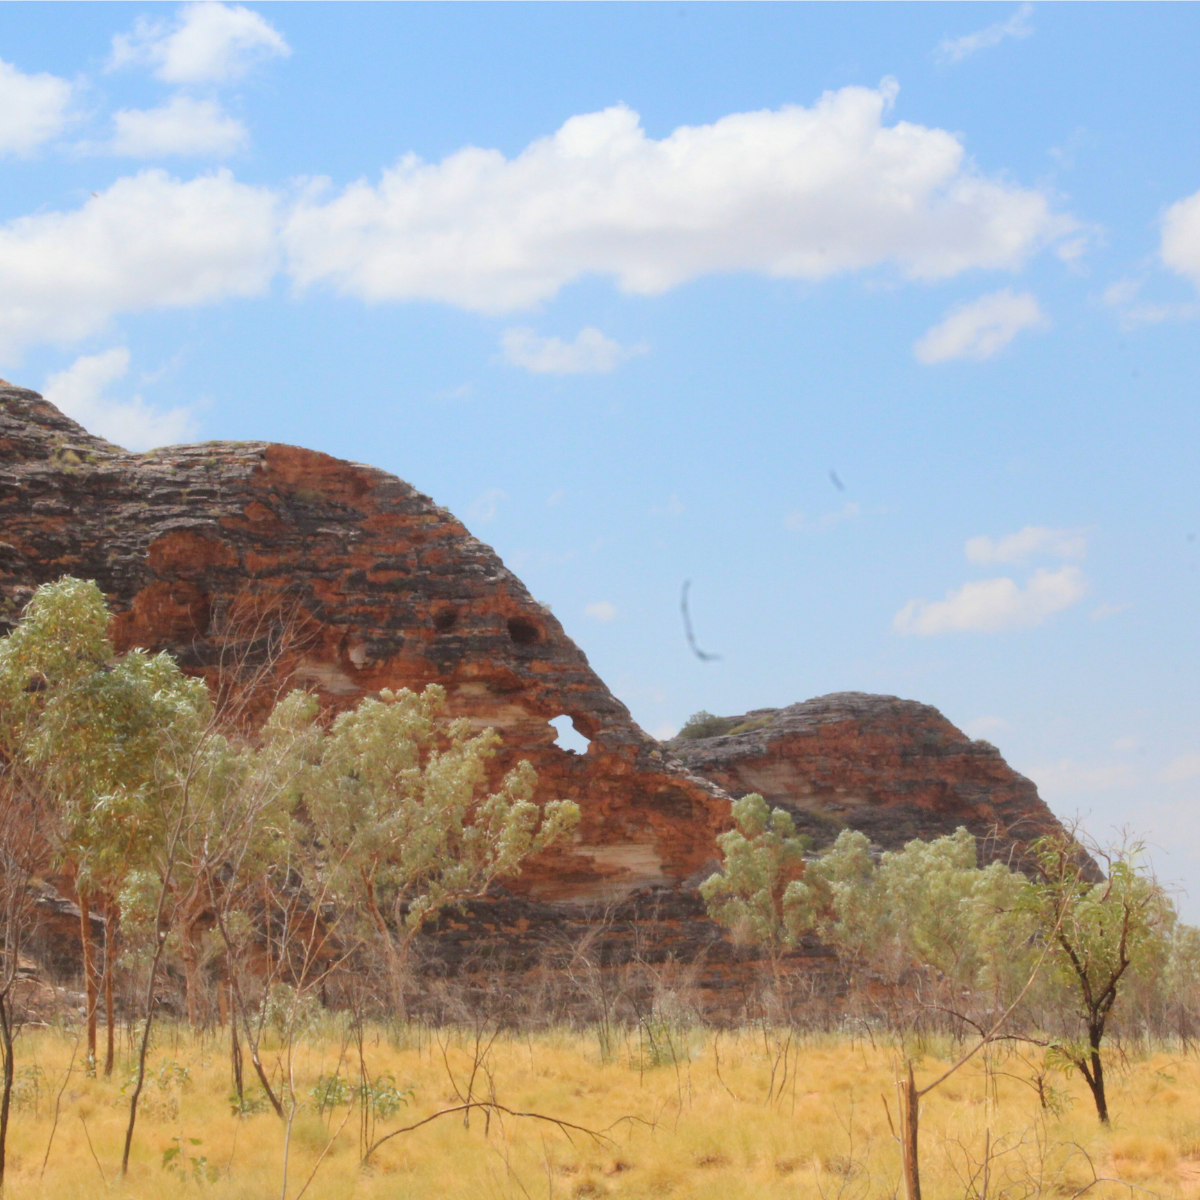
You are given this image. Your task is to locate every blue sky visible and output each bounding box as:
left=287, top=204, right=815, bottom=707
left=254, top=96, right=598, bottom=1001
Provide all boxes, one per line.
left=3, top=3, right=1200, bottom=911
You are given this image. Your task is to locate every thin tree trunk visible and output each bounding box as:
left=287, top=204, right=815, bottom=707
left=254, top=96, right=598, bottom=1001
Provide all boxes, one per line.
left=180, top=920, right=203, bottom=1028
left=1086, top=1029, right=1109, bottom=1124
left=229, top=987, right=244, bottom=1105
left=898, top=1062, right=921, bottom=1200
left=121, top=913, right=173, bottom=1175
left=212, top=907, right=283, bottom=1119
left=362, top=875, right=407, bottom=1020
left=0, top=993, right=14, bottom=1188
left=103, top=900, right=116, bottom=1078
left=77, top=890, right=97, bottom=1073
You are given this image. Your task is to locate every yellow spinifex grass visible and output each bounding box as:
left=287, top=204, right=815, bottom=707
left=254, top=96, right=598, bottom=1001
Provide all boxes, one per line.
left=5, top=1023, right=1200, bottom=1199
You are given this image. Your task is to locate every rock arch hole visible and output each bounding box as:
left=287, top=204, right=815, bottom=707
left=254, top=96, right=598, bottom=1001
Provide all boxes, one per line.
left=549, top=714, right=590, bottom=755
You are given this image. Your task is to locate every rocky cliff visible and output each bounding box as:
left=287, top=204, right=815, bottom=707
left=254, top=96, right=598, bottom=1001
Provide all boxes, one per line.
left=0, top=383, right=730, bottom=905
left=668, top=693, right=1070, bottom=867
left=1, top=385, right=1085, bottom=999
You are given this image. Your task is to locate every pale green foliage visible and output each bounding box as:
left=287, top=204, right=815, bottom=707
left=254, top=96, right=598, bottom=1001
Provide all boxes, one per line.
left=792, top=828, right=1031, bottom=997
left=1163, top=920, right=1200, bottom=1023
left=1022, top=835, right=1173, bottom=1036
left=782, top=829, right=879, bottom=960
left=874, top=829, right=1029, bottom=997
left=1015, top=834, right=1176, bottom=1121
left=0, top=577, right=211, bottom=889
left=301, top=684, right=580, bottom=935
left=0, top=578, right=579, bottom=1017
left=699, top=794, right=810, bottom=956
left=707, top=815, right=1032, bottom=1001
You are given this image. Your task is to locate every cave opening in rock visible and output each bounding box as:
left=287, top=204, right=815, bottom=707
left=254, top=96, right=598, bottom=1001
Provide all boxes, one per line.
left=433, top=608, right=458, bottom=632
left=506, top=617, right=540, bottom=645
left=549, top=714, right=590, bottom=754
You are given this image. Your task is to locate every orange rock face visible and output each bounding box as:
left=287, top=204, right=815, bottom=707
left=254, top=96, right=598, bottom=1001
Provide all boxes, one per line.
left=0, top=384, right=730, bottom=904
left=668, top=693, right=1074, bottom=867
left=1, top=385, right=1080, bottom=935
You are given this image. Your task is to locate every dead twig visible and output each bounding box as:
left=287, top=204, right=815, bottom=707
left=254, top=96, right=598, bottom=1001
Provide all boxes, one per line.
left=362, top=1101, right=639, bottom=1165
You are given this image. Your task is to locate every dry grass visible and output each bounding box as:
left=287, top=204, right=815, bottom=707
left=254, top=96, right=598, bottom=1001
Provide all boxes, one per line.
left=3, top=1022, right=1199, bottom=1199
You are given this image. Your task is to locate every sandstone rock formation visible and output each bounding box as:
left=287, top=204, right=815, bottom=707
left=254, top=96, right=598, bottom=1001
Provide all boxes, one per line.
left=2, top=383, right=1084, bottom=988
left=0, top=383, right=730, bottom=904
left=668, top=693, right=1071, bottom=868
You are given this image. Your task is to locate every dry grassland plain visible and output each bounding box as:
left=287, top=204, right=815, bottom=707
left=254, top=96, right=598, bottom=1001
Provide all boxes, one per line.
left=4, top=1025, right=1199, bottom=1199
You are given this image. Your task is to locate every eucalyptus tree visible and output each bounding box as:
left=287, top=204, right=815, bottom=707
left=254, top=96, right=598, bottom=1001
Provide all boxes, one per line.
left=299, top=684, right=581, bottom=1018
left=792, top=827, right=1034, bottom=1010
left=1021, top=832, right=1173, bottom=1124
left=0, top=762, right=47, bottom=1187
left=699, top=793, right=811, bottom=976
left=1, top=576, right=583, bottom=1164
left=0, top=577, right=221, bottom=1174
left=0, top=577, right=211, bottom=1073
left=702, top=804, right=1033, bottom=1012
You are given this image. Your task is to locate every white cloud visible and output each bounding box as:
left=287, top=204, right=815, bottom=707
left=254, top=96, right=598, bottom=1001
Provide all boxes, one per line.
left=284, top=85, right=1069, bottom=313
left=785, top=501, right=861, bottom=532
left=965, top=525, right=1086, bottom=565
left=111, top=96, right=248, bottom=157
left=914, top=288, right=1045, bottom=363
left=1091, top=601, right=1132, bottom=622
left=1162, top=188, right=1200, bottom=290
left=1102, top=278, right=1142, bottom=307
left=584, top=601, right=617, bottom=623
left=1160, top=754, right=1200, bottom=786
left=466, top=488, right=506, bottom=522
left=501, top=327, right=646, bottom=375
left=0, top=57, right=73, bottom=155
left=894, top=565, right=1087, bottom=635
left=964, top=715, right=1010, bottom=739
left=0, top=168, right=277, bottom=364
left=1030, top=757, right=1136, bottom=796
left=936, top=4, right=1034, bottom=64
left=1118, top=302, right=1200, bottom=328
left=111, top=2, right=290, bottom=84
left=43, top=348, right=197, bottom=451
left=651, top=722, right=679, bottom=741
left=1101, top=272, right=1199, bottom=329
left=1112, top=736, right=1141, bottom=753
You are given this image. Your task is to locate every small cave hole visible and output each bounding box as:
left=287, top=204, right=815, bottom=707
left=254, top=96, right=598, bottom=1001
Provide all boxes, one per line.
left=549, top=714, right=590, bottom=755
left=506, top=616, right=540, bottom=646
left=433, top=608, right=458, bottom=632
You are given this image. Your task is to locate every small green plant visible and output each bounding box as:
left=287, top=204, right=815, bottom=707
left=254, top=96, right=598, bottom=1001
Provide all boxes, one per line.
left=676, top=711, right=735, bottom=740
left=12, top=1064, right=46, bottom=1113
left=308, top=1071, right=411, bottom=1120
left=228, top=1087, right=271, bottom=1117
left=310, top=1072, right=355, bottom=1117
left=123, top=1059, right=193, bottom=1120
left=162, top=1134, right=219, bottom=1185
left=634, top=1016, right=691, bottom=1069
left=363, top=1071, right=411, bottom=1120
left=675, top=712, right=775, bottom=740
left=156, top=1060, right=193, bottom=1090
left=258, top=983, right=323, bottom=1042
